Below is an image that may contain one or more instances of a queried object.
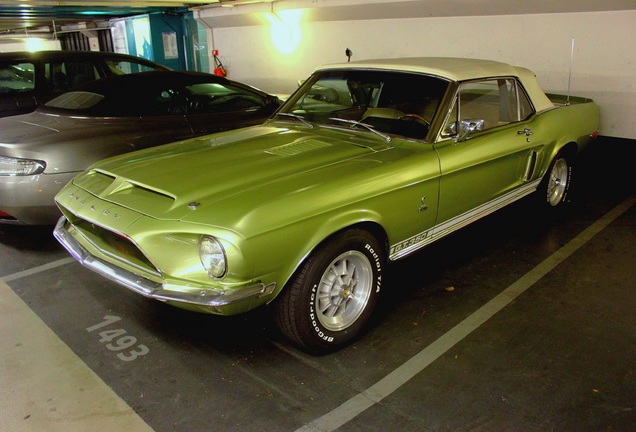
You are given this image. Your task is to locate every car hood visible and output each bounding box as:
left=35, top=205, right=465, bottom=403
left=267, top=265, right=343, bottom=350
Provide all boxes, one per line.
left=0, top=113, right=89, bottom=151
left=74, top=124, right=396, bottom=223
left=0, top=112, right=184, bottom=173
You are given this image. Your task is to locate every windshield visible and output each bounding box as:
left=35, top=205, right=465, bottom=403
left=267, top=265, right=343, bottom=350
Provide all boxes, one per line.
left=278, top=69, right=449, bottom=140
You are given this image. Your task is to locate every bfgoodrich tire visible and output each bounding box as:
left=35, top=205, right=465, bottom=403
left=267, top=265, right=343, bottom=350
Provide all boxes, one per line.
left=540, top=150, right=572, bottom=208
left=274, top=229, right=385, bottom=354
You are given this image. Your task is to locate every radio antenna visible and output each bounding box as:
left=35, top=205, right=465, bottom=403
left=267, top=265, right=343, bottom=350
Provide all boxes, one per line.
left=566, top=37, right=574, bottom=106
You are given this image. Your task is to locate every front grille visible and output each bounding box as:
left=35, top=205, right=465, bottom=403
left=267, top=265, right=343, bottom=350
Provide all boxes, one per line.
left=69, top=217, right=160, bottom=277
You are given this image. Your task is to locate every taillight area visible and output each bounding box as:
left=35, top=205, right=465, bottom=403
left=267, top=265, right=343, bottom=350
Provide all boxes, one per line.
left=0, top=210, right=17, bottom=221
left=591, top=130, right=599, bottom=139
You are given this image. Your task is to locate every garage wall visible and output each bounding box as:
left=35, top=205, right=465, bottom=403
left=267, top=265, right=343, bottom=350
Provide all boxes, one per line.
left=198, top=5, right=636, bottom=139
left=0, top=39, right=61, bottom=52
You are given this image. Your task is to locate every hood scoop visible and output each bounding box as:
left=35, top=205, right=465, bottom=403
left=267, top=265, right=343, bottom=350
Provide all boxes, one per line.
left=75, top=169, right=176, bottom=214
left=265, top=137, right=332, bottom=157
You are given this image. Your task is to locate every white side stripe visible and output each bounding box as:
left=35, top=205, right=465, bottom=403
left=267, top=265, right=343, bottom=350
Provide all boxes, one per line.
left=390, top=180, right=540, bottom=260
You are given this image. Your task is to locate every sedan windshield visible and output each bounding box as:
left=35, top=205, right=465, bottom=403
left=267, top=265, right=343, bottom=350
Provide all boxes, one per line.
left=278, top=69, right=449, bottom=140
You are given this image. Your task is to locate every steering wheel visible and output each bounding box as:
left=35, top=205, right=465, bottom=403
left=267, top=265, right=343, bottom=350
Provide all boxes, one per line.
left=398, top=113, right=430, bottom=125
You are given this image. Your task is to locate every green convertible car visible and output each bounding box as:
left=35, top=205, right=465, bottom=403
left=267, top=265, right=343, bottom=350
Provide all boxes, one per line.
left=54, top=57, right=599, bottom=353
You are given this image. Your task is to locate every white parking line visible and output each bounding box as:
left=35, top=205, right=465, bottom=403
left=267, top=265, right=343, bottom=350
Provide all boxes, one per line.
left=2, top=257, right=76, bottom=282
left=0, top=278, right=154, bottom=432
left=296, top=195, right=636, bottom=432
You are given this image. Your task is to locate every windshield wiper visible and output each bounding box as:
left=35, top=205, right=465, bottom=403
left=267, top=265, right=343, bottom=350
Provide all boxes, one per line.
left=328, top=117, right=392, bottom=142
left=274, top=112, right=314, bottom=128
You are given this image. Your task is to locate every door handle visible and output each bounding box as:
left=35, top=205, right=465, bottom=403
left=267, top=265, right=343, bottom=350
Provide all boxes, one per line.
left=517, top=128, right=533, bottom=136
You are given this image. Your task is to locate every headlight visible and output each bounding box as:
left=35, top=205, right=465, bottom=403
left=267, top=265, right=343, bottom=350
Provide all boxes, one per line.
left=199, top=235, right=227, bottom=278
left=0, top=156, right=46, bottom=176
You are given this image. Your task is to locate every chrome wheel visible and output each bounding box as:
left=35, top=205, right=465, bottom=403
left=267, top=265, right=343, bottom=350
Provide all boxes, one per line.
left=546, top=157, right=569, bottom=206
left=316, top=251, right=373, bottom=331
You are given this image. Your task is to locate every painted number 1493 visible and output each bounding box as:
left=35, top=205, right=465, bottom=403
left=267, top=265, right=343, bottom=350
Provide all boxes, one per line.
left=86, top=315, right=149, bottom=362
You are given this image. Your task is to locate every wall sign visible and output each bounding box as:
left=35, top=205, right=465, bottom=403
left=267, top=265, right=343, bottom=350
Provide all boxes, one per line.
left=163, top=32, right=178, bottom=59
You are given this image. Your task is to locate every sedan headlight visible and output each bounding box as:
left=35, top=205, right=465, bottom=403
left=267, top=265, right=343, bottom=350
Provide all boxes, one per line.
left=0, top=156, right=46, bottom=176
left=199, top=235, right=227, bottom=278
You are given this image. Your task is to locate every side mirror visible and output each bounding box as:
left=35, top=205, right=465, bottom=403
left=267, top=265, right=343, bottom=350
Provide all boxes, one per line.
left=457, top=119, right=485, bottom=142
left=441, top=121, right=458, bottom=139
left=265, top=95, right=282, bottom=106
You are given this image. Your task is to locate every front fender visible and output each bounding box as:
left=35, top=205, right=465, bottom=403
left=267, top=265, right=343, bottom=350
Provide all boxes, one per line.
left=265, top=208, right=388, bottom=300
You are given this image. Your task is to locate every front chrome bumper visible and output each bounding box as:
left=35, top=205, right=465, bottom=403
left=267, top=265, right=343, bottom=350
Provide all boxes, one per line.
left=53, top=217, right=276, bottom=310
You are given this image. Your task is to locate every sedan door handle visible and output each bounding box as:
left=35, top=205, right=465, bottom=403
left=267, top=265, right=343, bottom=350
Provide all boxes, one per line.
left=517, top=128, right=533, bottom=136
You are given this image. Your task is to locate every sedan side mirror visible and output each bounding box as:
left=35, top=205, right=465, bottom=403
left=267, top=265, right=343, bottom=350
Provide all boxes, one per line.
left=262, top=95, right=282, bottom=107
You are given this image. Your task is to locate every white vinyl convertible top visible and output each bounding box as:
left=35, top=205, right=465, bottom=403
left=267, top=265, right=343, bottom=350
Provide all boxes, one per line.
left=317, top=57, right=555, bottom=112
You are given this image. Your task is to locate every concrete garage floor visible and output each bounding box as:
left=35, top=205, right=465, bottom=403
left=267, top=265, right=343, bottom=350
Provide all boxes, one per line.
left=1, top=136, right=634, bottom=432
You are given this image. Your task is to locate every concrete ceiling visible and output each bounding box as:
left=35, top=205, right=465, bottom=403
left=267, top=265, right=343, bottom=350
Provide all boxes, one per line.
left=0, top=0, right=221, bottom=34
left=2, top=0, right=636, bottom=35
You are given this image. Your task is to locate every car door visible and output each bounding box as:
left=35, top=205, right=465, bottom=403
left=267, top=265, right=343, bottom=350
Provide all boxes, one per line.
left=434, top=78, right=544, bottom=225
left=128, top=89, right=196, bottom=151
left=105, top=85, right=197, bottom=152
